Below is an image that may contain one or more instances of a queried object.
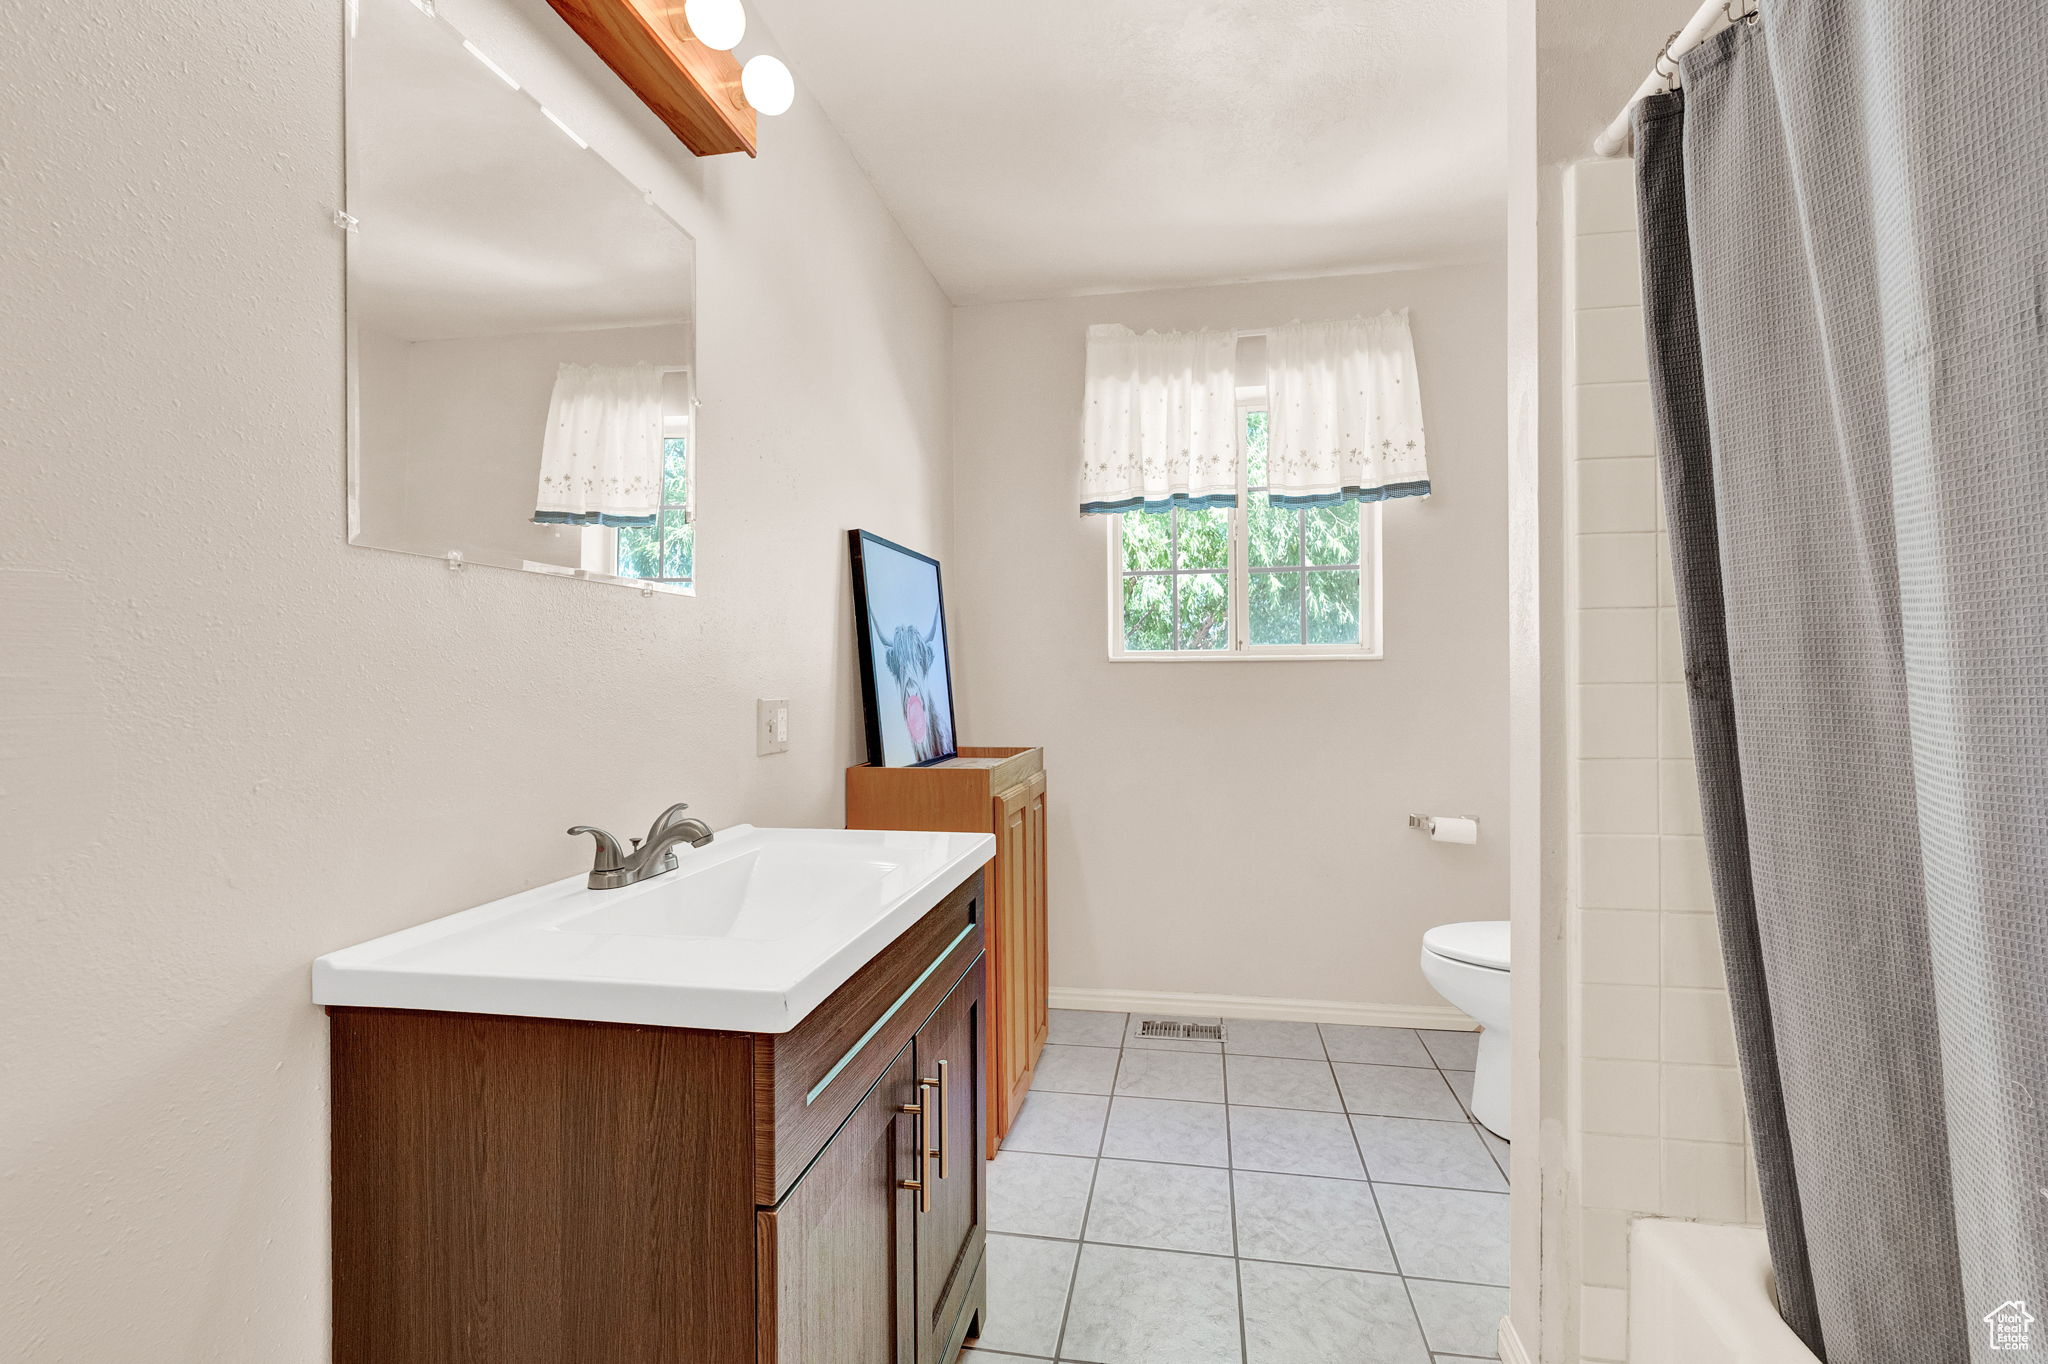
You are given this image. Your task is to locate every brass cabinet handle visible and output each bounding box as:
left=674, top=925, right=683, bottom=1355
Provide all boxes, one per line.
left=898, top=1081, right=934, bottom=1213
left=932, top=1059, right=951, bottom=1180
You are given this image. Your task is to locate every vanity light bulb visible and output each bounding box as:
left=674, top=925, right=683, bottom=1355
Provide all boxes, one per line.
left=740, top=54, right=794, bottom=116
left=682, top=0, right=745, bottom=51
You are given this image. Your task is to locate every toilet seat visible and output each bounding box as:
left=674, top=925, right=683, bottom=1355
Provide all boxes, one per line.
left=1422, top=920, right=1509, bottom=972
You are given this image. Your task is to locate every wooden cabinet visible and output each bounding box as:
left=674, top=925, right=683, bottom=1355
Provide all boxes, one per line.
left=330, top=871, right=987, bottom=1364
left=847, top=747, right=1050, bottom=1157
left=758, top=1043, right=917, bottom=1364
left=912, top=967, right=988, bottom=1363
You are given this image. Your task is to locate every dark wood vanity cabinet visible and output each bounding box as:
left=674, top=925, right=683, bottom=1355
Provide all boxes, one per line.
left=330, top=870, right=988, bottom=1364
left=760, top=965, right=986, bottom=1364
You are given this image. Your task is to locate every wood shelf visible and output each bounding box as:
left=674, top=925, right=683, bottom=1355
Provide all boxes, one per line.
left=546, top=0, right=757, bottom=157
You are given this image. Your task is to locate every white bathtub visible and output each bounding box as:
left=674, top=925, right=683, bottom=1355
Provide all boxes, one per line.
left=1629, top=1220, right=1820, bottom=1364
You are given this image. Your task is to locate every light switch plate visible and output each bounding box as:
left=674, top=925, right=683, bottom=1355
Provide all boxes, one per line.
left=757, top=698, right=790, bottom=756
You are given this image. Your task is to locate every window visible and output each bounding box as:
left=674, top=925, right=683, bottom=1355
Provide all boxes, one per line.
left=614, top=436, right=693, bottom=587
left=1109, top=407, right=1382, bottom=659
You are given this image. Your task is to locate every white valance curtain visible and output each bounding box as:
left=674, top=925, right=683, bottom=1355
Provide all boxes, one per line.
left=1078, top=324, right=1238, bottom=514
left=532, top=362, right=666, bottom=527
left=1077, top=313, right=1430, bottom=515
left=1264, top=311, right=1430, bottom=506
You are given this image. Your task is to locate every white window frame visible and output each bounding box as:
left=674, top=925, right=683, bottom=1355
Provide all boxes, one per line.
left=1105, top=393, right=1384, bottom=662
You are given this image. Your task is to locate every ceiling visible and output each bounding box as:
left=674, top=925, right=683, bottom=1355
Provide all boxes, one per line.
left=756, top=0, right=1508, bottom=304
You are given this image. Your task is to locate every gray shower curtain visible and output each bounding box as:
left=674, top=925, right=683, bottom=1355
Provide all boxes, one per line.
left=1633, top=2, right=2048, bottom=1360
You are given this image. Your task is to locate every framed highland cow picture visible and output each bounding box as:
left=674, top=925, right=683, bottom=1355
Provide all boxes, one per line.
left=849, top=530, right=959, bottom=768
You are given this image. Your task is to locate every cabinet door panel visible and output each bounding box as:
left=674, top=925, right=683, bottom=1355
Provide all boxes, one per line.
left=989, top=787, right=1032, bottom=1156
left=759, top=1042, right=916, bottom=1364
left=1023, top=774, right=1049, bottom=1063
left=913, top=959, right=987, bottom=1363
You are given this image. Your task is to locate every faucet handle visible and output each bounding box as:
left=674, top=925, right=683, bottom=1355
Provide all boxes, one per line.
left=643, top=802, right=694, bottom=844
left=568, top=825, right=626, bottom=872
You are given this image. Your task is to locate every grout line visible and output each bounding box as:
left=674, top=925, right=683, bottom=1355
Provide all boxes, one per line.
left=988, top=1226, right=1507, bottom=1290
left=1047, top=1036, right=1118, bottom=1362
left=1003, top=1145, right=1502, bottom=1194
left=1347, top=1026, right=1441, bottom=1356
left=1223, top=1041, right=1250, bottom=1364
left=1016, top=1016, right=1507, bottom=1360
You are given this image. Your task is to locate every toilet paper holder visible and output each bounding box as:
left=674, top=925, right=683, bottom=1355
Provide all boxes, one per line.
left=1407, top=813, right=1478, bottom=834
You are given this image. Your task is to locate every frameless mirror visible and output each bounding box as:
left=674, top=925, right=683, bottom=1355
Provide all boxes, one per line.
left=345, top=0, right=698, bottom=593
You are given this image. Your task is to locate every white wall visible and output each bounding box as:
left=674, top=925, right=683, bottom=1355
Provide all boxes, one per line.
left=0, top=0, right=950, bottom=1357
left=1563, top=158, right=1758, bottom=1364
left=949, top=264, right=1510, bottom=1014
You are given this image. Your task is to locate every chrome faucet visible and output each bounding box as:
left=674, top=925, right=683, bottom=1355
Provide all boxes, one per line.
left=568, top=802, right=716, bottom=890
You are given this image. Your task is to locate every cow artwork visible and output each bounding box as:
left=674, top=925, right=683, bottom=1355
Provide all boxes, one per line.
left=849, top=530, right=959, bottom=767
left=870, top=605, right=955, bottom=763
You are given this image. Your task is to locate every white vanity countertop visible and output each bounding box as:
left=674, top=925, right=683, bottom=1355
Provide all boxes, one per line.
left=312, top=825, right=995, bottom=1034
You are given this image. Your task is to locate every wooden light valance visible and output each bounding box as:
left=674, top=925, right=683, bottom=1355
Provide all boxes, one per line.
left=546, top=0, right=757, bottom=157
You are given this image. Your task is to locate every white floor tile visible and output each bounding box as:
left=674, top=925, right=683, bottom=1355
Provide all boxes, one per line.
left=1332, top=1063, right=1467, bottom=1121
left=1222, top=1019, right=1325, bottom=1059
left=1375, top=1184, right=1510, bottom=1286
left=1351, top=1116, right=1507, bottom=1192
left=988, top=1150, right=1097, bottom=1238
left=1048, top=1009, right=1128, bottom=1047
left=1228, top=1105, right=1366, bottom=1179
left=1059, top=1243, right=1242, bottom=1364
left=1113, top=1048, right=1226, bottom=1102
left=1224, top=1055, right=1343, bottom=1111
left=1100, top=1096, right=1230, bottom=1167
left=976, top=1233, right=1078, bottom=1358
left=1083, top=1159, right=1234, bottom=1255
left=1003, top=1091, right=1109, bottom=1157
left=1239, top=1260, right=1431, bottom=1364
left=1232, top=1169, right=1396, bottom=1272
left=1031, top=1043, right=1122, bottom=1095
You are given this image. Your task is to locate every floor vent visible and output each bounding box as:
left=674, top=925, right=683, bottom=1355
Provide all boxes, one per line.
left=1137, top=1020, right=1225, bottom=1042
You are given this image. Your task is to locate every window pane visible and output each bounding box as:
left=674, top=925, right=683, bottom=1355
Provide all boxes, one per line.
left=661, top=513, right=695, bottom=580
left=1305, top=569, right=1361, bottom=644
left=1122, top=574, right=1172, bottom=651
left=1176, top=507, right=1229, bottom=570
left=1121, top=511, right=1171, bottom=572
left=1176, top=572, right=1228, bottom=650
left=1250, top=570, right=1303, bottom=645
left=1304, top=503, right=1360, bottom=566
left=663, top=437, right=689, bottom=507
left=1244, top=409, right=1269, bottom=486
left=617, top=523, right=659, bottom=578
left=1247, top=492, right=1301, bottom=568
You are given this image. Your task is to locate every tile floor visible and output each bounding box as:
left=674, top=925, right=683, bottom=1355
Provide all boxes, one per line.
left=964, top=1010, right=1508, bottom=1364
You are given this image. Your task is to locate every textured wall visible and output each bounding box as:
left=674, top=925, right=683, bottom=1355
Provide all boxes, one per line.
left=948, top=264, right=1510, bottom=1012
left=0, top=0, right=950, bottom=1357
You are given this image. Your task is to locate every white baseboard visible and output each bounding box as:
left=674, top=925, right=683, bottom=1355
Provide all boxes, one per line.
left=1497, top=1314, right=1532, bottom=1364
left=1047, top=985, right=1476, bottom=1032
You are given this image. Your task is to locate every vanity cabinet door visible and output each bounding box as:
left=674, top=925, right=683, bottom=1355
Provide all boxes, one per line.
left=912, top=960, right=988, bottom=1364
left=757, top=1042, right=916, bottom=1364
left=990, top=777, right=1049, bottom=1157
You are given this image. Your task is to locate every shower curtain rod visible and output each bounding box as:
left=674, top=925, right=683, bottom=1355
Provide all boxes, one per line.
left=1592, top=0, right=1759, bottom=156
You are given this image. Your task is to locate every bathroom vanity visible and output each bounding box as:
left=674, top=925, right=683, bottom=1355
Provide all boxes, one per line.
left=316, top=827, right=994, bottom=1364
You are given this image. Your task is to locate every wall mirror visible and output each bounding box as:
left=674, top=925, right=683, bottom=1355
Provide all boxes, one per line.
left=345, top=0, right=699, bottom=593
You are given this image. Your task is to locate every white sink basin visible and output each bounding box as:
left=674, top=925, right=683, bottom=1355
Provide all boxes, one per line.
left=313, top=825, right=995, bottom=1033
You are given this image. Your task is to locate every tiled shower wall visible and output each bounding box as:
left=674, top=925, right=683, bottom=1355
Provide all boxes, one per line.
left=1565, top=158, right=1762, bottom=1364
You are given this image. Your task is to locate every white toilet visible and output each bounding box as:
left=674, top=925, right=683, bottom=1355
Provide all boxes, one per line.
left=1419, top=920, right=1511, bottom=1139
